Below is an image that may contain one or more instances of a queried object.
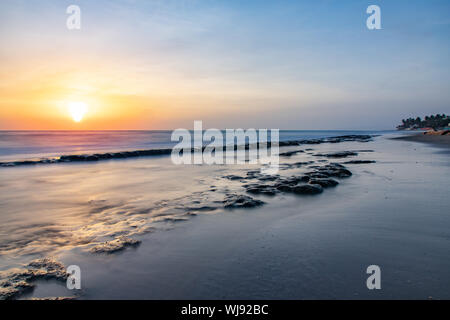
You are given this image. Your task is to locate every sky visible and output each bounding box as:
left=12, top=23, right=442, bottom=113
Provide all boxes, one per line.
left=0, top=0, right=449, bottom=130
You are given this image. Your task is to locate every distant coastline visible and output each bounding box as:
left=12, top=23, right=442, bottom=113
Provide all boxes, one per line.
left=396, top=114, right=449, bottom=131
left=393, top=113, right=450, bottom=148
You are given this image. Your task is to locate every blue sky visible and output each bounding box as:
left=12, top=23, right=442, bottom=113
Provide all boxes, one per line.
left=0, top=0, right=449, bottom=129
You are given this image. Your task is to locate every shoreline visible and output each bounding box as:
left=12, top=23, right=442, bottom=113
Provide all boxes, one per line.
left=391, top=133, right=450, bottom=148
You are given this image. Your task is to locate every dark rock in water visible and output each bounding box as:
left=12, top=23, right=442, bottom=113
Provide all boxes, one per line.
left=279, top=161, right=313, bottom=170
left=291, top=161, right=311, bottom=168
left=257, top=174, right=279, bottom=181
left=85, top=155, right=99, bottom=161
left=272, top=175, right=310, bottom=191
left=309, top=178, right=339, bottom=188
left=246, top=188, right=278, bottom=196
left=185, top=205, right=218, bottom=212
left=223, top=174, right=245, bottom=181
left=292, top=184, right=323, bottom=195
left=278, top=135, right=373, bottom=147
left=185, top=212, right=198, bottom=217
left=242, top=170, right=280, bottom=182
left=344, top=160, right=376, bottom=164
left=246, top=170, right=260, bottom=178
left=318, top=169, right=351, bottom=178
left=305, top=172, right=330, bottom=179
left=245, top=184, right=278, bottom=196
left=275, top=184, right=294, bottom=192
left=302, top=139, right=322, bottom=144
left=16, top=160, right=37, bottom=166
left=285, top=175, right=310, bottom=184
left=325, top=135, right=373, bottom=143
left=314, top=163, right=352, bottom=178
left=59, top=155, right=84, bottom=162
left=113, top=153, right=126, bottom=158
left=298, top=176, right=311, bottom=183
left=1, top=162, right=16, bottom=167
left=279, top=150, right=304, bottom=157
left=159, top=216, right=189, bottom=223
left=330, top=168, right=352, bottom=178
left=329, top=162, right=345, bottom=168
left=314, top=151, right=358, bottom=158
left=223, top=194, right=265, bottom=209
left=56, top=149, right=175, bottom=164
left=279, top=140, right=302, bottom=146
left=94, top=153, right=113, bottom=159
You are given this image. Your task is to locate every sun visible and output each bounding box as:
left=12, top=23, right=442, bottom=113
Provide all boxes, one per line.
left=67, top=101, right=88, bottom=122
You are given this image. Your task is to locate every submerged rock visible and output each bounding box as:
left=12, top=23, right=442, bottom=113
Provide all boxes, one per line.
left=324, top=135, right=373, bottom=143
left=274, top=184, right=294, bottom=192
left=308, top=178, right=339, bottom=188
left=314, top=151, right=358, bottom=158
left=279, top=150, right=304, bottom=157
left=256, top=174, right=280, bottom=181
left=223, top=175, right=245, bottom=181
left=292, top=184, right=323, bottom=195
left=279, top=161, right=314, bottom=170
left=0, top=258, right=68, bottom=300
left=344, top=160, right=376, bottom=164
left=59, top=155, right=85, bottom=162
left=312, top=163, right=353, bottom=178
left=223, top=194, right=265, bottom=209
left=242, top=162, right=350, bottom=196
left=85, top=155, right=99, bottom=161
left=305, top=172, right=330, bottom=179
left=245, top=184, right=279, bottom=196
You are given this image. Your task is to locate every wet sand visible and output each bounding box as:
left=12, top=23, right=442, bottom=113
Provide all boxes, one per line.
left=392, top=133, right=450, bottom=148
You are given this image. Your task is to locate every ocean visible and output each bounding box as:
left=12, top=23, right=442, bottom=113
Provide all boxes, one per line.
left=0, top=130, right=386, bottom=162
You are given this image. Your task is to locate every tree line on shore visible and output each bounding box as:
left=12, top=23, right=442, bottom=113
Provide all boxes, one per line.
left=397, top=114, right=449, bottom=130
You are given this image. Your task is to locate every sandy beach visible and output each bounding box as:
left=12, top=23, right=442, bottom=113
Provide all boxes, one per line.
left=392, top=133, right=450, bottom=148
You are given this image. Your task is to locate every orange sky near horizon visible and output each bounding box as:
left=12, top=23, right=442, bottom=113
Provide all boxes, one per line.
left=0, top=52, right=317, bottom=130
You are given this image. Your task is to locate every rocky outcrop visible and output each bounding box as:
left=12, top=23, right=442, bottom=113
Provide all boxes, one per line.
left=308, top=178, right=339, bottom=188
left=89, top=236, right=141, bottom=254
left=279, top=150, right=304, bottom=157
left=314, top=151, right=358, bottom=158
left=0, top=258, right=68, bottom=300
left=308, top=163, right=353, bottom=178
left=292, top=184, right=324, bottom=195
left=344, top=160, right=376, bottom=164
left=223, top=194, right=265, bottom=209
left=240, top=162, right=353, bottom=198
